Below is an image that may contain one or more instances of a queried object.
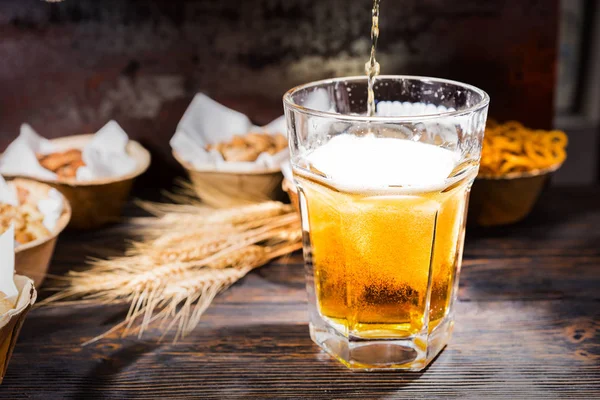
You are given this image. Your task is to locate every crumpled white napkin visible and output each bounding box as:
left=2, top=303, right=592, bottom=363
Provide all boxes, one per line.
left=0, top=175, right=64, bottom=233
left=76, top=121, right=137, bottom=180
left=0, top=121, right=136, bottom=181
left=0, top=175, right=19, bottom=206
left=170, top=94, right=288, bottom=172
left=37, top=188, right=64, bottom=232
left=0, top=124, right=57, bottom=180
left=0, top=226, right=18, bottom=302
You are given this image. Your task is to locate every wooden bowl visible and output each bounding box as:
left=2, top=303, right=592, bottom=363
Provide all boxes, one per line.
left=468, top=164, right=561, bottom=227
left=12, top=179, right=71, bottom=287
left=4, top=134, right=151, bottom=230
left=173, top=151, right=284, bottom=208
left=0, top=275, right=37, bottom=384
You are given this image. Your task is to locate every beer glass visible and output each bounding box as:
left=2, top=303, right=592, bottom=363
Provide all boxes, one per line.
left=283, top=76, right=489, bottom=371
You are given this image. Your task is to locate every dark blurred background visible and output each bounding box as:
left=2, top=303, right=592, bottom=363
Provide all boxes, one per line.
left=0, top=0, right=598, bottom=187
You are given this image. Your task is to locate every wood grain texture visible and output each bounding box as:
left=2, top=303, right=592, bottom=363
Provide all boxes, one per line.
left=0, top=187, right=598, bottom=399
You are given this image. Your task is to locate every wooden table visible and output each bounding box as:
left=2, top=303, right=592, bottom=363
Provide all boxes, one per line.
left=1, top=187, right=599, bottom=399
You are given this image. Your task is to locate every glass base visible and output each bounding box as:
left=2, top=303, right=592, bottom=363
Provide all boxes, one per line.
left=309, top=317, right=454, bottom=371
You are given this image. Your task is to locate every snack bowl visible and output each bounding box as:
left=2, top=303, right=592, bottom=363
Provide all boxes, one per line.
left=468, top=163, right=562, bottom=227
left=4, top=134, right=151, bottom=229
left=10, top=179, right=71, bottom=286
left=173, top=151, right=284, bottom=208
left=0, top=275, right=36, bottom=384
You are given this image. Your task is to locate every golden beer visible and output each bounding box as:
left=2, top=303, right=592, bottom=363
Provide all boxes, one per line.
left=297, top=167, right=473, bottom=338
left=284, top=75, right=488, bottom=370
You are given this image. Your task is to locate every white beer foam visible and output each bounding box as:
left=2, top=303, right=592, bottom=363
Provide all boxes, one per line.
left=304, top=134, right=458, bottom=192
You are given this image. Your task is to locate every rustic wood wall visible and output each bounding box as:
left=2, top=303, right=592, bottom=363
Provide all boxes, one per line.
left=0, top=0, right=559, bottom=187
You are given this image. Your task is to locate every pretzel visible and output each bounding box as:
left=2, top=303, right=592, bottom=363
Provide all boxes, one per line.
left=479, top=121, right=568, bottom=177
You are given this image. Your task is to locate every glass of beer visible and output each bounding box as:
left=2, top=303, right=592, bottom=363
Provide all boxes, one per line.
left=283, top=76, right=489, bottom=371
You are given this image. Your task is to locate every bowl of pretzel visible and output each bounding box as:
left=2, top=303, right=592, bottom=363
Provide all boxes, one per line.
left=469, top=120, right=568, bottom=227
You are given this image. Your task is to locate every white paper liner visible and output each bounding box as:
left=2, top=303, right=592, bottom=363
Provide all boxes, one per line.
left=0, top=275, right=35, bottom=320
left=0, top=121, right=137, bottom=181
left=0, top=178, right=18, bottom=207
left=170, top=93, right=289, bottom=172
left=37, top=188, right=64, bottom=232
left=0, top=125, right=56, bottom=180
left=77, top=121, right=137, bottom=180
left=0, top=227, right=18, bottom=303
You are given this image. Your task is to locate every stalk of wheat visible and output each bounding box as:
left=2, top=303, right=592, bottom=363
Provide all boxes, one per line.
left=40, top=196, right=302, bottom=344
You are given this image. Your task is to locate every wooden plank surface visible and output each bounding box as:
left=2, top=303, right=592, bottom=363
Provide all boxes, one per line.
left=0, top=187, right=599, bottom=399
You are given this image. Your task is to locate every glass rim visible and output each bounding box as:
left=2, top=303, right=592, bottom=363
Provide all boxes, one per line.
left=283, top=75, right=490, bottom=123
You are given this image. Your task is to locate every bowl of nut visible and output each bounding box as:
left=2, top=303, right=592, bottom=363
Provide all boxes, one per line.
left=173, top=132, right=288, bottom=208
left=171, top=94, right=289, bottom=208
left=1, top=122, right=151, bottom=229
left=1, top=178, right=71, bottom=286
left=34, top=134, right=150, bottom=229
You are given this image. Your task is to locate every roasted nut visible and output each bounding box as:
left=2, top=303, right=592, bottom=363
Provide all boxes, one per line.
left=230, top=135, right=247, bottom=148
left=221, top=146, right=261, bottom=162
left=38, top=148, right=86, bottom=178
left=273, top=133, right=288, bottom=152
left=206, top=132, right=288, bottom=162
left=246, top=133, right=272, bottom=153
left=16, top=187, right=29, bottom=204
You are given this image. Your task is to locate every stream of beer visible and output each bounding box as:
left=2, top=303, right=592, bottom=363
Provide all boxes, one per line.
left=365, top=0, right=381, bottom=117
